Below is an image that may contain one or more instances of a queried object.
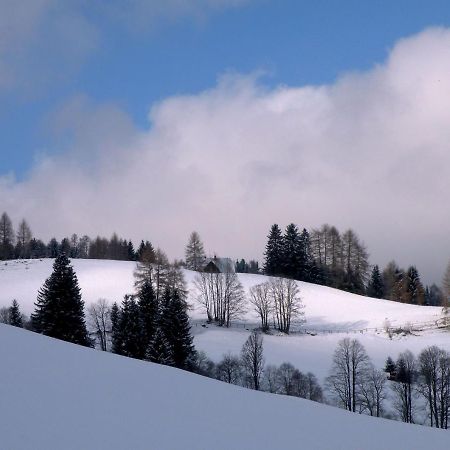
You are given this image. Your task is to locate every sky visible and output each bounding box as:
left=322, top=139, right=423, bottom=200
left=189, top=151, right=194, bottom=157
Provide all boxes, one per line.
left=0, top=0, right=450, bottom=284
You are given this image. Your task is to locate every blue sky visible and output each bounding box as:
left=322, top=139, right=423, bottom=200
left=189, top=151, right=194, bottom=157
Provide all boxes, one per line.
left=3, top=0, right=450, bottom=178
left=1, top=0, right=450, bottom=282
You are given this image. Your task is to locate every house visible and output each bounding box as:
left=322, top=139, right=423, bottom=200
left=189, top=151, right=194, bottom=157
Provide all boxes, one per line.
left=202, top=256, right=235, bottom=273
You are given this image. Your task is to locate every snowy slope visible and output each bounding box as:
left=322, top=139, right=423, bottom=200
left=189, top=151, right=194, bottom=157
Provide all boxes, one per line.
left=0, top=258, right=444, bottom=331
left=0, top=324, right=449, bottom=450
left=1, top=259, right=448, bottom=387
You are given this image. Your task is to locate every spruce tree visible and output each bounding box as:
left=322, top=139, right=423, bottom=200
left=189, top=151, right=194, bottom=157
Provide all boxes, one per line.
left=281, top=223, right=302, bottom=278
left=138, top=279, right=158, bottom=352
left=263, top=224, right=284, bottom=276
left=31, top=254, right=90, bottom=346
left=110, top=302, right=122, bottom=354
left=367, top=265, right=384, bottom=298
left=146, top=328, right=174, bottom=366
left=160, top=289, right=196, bottom=370
left=9, top=299, right=23, bottom=328
left=405, top=266, right=425, bottom=305
left=299, top=228, right=313, bottom=282
left=114, top=296, right=144, bottom=358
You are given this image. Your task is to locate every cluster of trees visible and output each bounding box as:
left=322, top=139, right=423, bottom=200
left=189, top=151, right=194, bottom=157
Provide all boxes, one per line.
left=264, top=222, right=449, bottom=306
left=0, top=211, right=156, bottom=262
left=194, top=271, right=305, bottom=334
left=264, top=224, right=319, bottom=283
left=263, top=223, right=370, bottom=294
left=326, top=338, right=450, bottom=428
left=249, top=278, right=304, bottom=333
left=367, top=262, right=443, bottom=306
left=4, top=250, right=197, bottom=372
left=384, top=348, right=450, bottom=428
left=197, top=330, right=323, bottom=402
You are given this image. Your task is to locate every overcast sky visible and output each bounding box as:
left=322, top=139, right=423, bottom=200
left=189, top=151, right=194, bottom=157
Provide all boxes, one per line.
left=0, top=1, right=449, bottom=284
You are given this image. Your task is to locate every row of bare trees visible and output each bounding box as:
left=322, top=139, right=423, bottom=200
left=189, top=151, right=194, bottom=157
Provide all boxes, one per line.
left=198, top=330, right=323, bottom=402
left=194, top=271, right=305, bottom=333
left=327, top=338, right=450, bottom=427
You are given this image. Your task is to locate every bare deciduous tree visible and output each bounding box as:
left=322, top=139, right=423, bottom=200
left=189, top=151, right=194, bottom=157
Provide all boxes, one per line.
left=392, top=350, right=417, bottom=423
left=263, top=365, right=279, bottom=393
left=358, top=367, right=387, bottom=417
left=249, top=281, right=272, bottom=331
left=241, top=330, right=264, bottom=390
left=418, top=346, right=450, bottom=428
left=269, top=277, right=304, bottom=334
left=194, top=269, right=245, bottom=327
left=326, top=338, right=371, bottom=412
left=216, top=353, right=242, bottom=384
left=88, top=299, right=111, bottom=351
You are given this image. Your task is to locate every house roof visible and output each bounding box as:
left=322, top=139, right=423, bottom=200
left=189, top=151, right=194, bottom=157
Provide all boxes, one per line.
left=203, top=257, right=235, bottom=273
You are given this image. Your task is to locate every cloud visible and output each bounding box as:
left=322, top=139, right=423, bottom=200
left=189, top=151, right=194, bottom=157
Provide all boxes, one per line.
left=1, top=27, right=450, bottom=283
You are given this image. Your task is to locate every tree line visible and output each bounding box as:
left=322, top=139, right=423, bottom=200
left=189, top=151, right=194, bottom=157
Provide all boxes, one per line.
left=263, top=222, right=449, bottom=306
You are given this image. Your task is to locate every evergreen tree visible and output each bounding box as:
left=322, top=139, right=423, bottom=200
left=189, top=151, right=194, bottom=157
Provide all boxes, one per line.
left=114, top=296, right=144, bottom=358
left=404, top=266, right=425, bottom=305
left=146, top=328, right=174, bottom=366
left=137, top=279, right=158, bottom=352
left=31, top=254, right=90, bottom=346
left=9, top=299, right=23, bottom=328
left=264, top=224, right=284, bottom=276
left=298, top=228, right=314, bottom=282
left=160, top=289, right=196, bottom=370
left=110, top=302, right=121, bottom=353
left=47, top=238, right=60, bottom=258
left=384, top=356, right=397, bottom=379
left=281, top=223, right=302, bottom=278
left=127, top=240, right=136, bottom=261
left=367, top=265, right=385, bottom=298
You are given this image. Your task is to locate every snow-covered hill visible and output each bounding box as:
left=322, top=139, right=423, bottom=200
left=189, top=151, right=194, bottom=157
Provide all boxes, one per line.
left=0, top=323, right=449, bottom=450
left=0, top=258, right=448, bottom=387
left=0, top=258, right=443, bottom=331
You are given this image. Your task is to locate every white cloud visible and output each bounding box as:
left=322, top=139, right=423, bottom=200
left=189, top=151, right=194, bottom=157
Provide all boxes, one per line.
left=1, top=27, right=450, bottom=283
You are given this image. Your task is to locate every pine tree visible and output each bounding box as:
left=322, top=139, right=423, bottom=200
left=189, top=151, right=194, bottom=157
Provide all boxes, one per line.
left=114, top=296, right=144, bottom=358
left=281, top=223, right=302, bottom=278
left=31, top=254, right=90, bottom=346
left=146, top=328, right=174, bottom=366
left=367, top=265, right=384, bottom=298
left=384, top=356, right=397, bottom=378
left=127, top=240, right=136, bottom=261
left=298, top=228, right=314, bottom=282
left=9, top=299, right=23, bottom=328
left=404, top=266, right=425, bottom=305
left=137, top=279, right=158, bottom=352
left=110, top=302, right=122, bottom=354
left=160, top=289, right=196, bottom=370
left=185, top=231, right=206, bottom=271
left=264, top=224, right=284, bottom=276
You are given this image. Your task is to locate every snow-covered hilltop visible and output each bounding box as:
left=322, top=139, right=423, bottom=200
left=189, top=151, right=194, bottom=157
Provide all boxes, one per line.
left=0, top=323, right=449, bottom=450
left=0, top=258, right=444, bottom=330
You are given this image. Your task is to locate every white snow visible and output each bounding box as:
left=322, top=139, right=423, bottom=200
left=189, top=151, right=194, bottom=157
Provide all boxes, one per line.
left=1, top=258, right=449, bottom=433
left=0, top=323, right=449, bottom=450
left=0, top=259, right=444, bottom=332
